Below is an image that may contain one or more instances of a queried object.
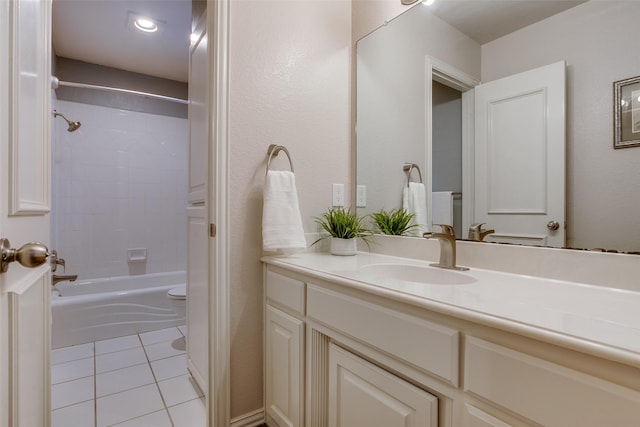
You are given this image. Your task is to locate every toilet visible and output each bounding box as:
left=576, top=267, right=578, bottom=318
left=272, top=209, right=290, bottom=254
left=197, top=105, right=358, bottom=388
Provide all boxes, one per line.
left=167, top=284, right=186, bottom=318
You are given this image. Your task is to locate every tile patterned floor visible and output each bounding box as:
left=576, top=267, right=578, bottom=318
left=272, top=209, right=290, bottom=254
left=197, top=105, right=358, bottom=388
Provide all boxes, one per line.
left=51, top=326, right=206, bottom=427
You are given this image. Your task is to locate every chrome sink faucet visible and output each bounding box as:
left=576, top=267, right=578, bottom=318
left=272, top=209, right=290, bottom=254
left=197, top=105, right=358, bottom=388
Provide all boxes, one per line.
left=423, top=224, right=469, bottom=271
left=468, top=223, right=495, bottom=242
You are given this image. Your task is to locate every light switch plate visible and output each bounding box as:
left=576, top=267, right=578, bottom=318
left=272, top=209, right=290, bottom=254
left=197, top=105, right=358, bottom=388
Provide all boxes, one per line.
left=332, top=183, right=344, bottom=207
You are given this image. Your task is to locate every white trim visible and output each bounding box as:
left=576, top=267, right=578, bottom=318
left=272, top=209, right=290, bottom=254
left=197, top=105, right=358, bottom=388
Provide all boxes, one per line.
left=209, top=0, right=231, bottom=426
left=424, top=56, right=479, bottom=234
left=230, top=408, right=265, bottom=427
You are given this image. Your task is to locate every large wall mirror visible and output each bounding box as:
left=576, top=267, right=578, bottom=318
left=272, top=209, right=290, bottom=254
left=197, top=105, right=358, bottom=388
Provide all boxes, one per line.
left=355, top=0, right=640, bottom=253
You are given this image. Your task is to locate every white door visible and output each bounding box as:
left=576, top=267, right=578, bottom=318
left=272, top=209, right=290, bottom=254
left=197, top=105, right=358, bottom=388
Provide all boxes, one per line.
left=474, top=61, right=565, bottom=247
left=0, top=1, right=53, bottom=427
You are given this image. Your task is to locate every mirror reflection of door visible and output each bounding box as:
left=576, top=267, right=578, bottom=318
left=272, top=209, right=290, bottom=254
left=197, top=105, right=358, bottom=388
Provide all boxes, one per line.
left=474, top=61, right=566, bottom=248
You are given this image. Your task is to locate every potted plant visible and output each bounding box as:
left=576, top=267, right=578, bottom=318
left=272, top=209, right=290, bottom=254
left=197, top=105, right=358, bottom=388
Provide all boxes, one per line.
left=370, top=208, right=419, bottom=236
left=313, top=207, right=372, bottom=256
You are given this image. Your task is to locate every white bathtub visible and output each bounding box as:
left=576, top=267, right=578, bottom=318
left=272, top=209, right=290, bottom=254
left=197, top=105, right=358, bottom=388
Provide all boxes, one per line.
left=52, top=271, right=185, bottom=349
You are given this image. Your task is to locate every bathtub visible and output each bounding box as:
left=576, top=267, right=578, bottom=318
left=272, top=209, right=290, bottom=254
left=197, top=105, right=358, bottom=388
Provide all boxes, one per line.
left=52, top=271, right=186, bottom=349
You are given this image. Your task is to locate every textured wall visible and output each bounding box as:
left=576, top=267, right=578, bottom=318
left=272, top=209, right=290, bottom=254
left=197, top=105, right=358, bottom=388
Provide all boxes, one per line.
left=53, top=100, right=188, bottom=279
left=227, top=0, right=352, bottom=418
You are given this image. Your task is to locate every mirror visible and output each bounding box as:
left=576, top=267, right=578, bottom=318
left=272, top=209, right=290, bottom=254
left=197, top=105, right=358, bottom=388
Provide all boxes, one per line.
left=356, top=0, right=640, bottom=253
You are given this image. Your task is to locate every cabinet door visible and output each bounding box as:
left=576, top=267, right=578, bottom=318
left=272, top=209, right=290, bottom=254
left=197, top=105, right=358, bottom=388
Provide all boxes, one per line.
left=329, top=344, right=438, bottom=427
left=265, top=305, right=304, bottom=427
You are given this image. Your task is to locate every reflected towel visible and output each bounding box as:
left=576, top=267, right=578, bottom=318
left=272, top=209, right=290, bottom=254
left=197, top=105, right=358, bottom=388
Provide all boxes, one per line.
left=432, top=191, right=454, bottom=227
left=262, top=170, right=307, bottom=252
left=402, top=182, right=428, bottom=236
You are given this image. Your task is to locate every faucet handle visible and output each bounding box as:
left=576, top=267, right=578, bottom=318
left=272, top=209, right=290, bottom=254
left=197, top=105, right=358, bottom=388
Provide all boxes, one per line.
left=50, top=250, right=66, bottom=272
left=435, top=224, right=456, bottom=236
left=469, top=223, right=485, bottom=232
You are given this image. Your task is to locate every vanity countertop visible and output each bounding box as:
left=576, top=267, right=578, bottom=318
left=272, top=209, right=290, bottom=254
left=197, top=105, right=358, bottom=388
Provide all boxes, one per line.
left=262, top=251, right=640, bottom=368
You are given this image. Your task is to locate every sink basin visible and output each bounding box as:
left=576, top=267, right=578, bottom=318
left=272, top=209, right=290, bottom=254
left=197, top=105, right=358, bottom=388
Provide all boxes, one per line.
left=359, top=263, right=476, bottom=285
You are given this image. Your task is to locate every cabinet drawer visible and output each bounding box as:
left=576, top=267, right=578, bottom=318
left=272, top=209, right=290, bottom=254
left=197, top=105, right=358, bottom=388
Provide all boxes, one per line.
left=464, top=337, right=640, bottom=426
left=307, top=284, right=459, bottom=385
left=266, top=269, right=306, bottom=316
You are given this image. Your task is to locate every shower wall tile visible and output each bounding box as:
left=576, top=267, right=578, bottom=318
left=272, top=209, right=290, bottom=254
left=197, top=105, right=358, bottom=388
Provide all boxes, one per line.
left=53, top=101, right=188, bottom=280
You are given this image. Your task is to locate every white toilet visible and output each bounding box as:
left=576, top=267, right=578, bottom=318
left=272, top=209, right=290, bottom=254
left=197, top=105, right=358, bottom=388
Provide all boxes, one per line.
left=167, top=284, right=186, bottom=318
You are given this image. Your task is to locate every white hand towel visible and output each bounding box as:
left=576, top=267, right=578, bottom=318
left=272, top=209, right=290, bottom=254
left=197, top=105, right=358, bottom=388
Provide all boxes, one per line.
left=402, top=182, right=428, bottom=236
left=262, top=170, right=307, bottom=252
left=432, top=191, right=454, bottom=227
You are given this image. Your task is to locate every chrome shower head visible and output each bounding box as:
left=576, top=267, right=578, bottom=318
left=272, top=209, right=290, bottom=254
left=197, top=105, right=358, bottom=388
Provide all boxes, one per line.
left=53, top=110, right=81, bottom=132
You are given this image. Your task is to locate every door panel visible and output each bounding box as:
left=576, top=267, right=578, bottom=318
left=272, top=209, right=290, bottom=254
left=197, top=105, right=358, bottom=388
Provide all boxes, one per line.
left=8, top=267, right=51, bottom=427
left=0, top=1, right=52, bottom=427
left=474, top=61, right=565, bottom=247
left=9, top=0, right=51, bottom=215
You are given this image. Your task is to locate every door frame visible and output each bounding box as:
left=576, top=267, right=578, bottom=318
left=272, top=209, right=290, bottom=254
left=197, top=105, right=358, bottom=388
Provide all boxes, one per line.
left=424, top=56, right=479, bottom=234
left=208, top=1, right=231, bottom=426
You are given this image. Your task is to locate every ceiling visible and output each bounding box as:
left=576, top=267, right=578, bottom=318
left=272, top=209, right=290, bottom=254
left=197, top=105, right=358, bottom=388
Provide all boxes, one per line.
left=428, top=0, right=588, bottom=44
left=51, top=0, right=587, bottom=84
left=52, top=0, right=192, bottom=83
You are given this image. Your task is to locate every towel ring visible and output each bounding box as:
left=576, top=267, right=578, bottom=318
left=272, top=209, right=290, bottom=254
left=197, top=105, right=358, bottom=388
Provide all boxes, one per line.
left=402, top=163, right=423, bottom=187
left=267, top=144, right=295, bottom=175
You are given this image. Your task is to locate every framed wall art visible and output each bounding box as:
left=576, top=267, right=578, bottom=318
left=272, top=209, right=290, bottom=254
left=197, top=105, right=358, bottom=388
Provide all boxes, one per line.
left=614, top=75, right=640, bottom=149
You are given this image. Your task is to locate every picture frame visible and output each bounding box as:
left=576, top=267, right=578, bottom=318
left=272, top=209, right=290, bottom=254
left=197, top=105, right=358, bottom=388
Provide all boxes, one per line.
left=614, top=75, right=640, bottom=149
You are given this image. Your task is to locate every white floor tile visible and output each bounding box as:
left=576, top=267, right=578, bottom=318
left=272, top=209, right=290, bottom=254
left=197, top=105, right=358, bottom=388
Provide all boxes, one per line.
left=51, top=357, right=95, bottom=384
left=96, top=384, right=164, bottom=427
left=150, top=354, right=187, bottom=381
left=168, top=397, right=206, bottom=427
left=139, top=327, right=182, bottom=346
left=96, top=346, right=147, bottom=374
left=143, top=337, right=186, bottom=361
left=52, top=376, right=94, bottom=410
left=51, top=342, right=94, bottom=365
left=110, top=409, right=172, bottom=427
left=158, top=375, right=203, bottom=407
left=177, top=325, right=187, bottom=336
left=51, top=400, right=95, bottom=427
left=95, top=335, right=142, bottom=355
left=96, top=363, right=155, bottom=397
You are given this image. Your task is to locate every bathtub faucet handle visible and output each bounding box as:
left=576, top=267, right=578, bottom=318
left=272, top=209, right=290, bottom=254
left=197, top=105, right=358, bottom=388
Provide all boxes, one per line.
left=50, top=250, right=66, bottom=273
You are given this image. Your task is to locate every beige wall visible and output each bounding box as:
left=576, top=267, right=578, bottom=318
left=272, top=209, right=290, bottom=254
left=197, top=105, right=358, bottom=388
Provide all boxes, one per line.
left=482, top=1, right=640, bottom=252
left=227, top=0, right=352, bottom=418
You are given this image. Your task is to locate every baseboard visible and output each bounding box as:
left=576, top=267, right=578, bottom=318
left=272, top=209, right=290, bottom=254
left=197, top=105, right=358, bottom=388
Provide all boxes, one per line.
left=230, top=408, right=265, bottom=427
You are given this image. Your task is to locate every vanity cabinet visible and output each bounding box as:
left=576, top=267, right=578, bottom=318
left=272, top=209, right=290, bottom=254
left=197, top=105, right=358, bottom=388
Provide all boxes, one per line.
left=263, top=263, right=640, bottom=427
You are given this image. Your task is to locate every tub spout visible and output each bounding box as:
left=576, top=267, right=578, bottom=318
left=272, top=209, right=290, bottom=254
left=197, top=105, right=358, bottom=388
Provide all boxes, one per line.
left=52, top=274, right=78, bottom=285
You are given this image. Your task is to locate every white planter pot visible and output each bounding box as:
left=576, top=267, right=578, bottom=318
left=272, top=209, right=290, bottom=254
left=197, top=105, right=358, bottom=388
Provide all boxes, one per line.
left=330, top=237, right=357, bottom=256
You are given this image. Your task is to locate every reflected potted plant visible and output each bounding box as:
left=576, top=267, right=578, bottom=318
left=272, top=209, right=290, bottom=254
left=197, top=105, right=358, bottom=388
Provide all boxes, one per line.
left=370, top=208, right=419, bottom=236
left=313, top=207, right=372, bottom=256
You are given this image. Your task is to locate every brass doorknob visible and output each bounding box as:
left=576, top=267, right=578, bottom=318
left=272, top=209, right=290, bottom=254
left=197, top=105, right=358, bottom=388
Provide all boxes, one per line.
left=0, top=238, right=49, bottom=273
left=546, top=221, right=560, bottom=231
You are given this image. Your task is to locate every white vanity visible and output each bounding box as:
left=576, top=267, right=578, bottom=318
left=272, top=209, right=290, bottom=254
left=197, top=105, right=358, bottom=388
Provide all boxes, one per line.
left=262, top=238, right=640, bottom=427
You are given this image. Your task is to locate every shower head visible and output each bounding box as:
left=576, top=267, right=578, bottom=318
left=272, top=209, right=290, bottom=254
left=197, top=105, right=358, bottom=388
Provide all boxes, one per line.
left=52, top=110, right=81, bottom=132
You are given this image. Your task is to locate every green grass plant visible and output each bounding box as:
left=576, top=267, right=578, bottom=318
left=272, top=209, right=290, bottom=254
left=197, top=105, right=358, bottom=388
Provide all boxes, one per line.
left=370, top=208, right=419, bottom=236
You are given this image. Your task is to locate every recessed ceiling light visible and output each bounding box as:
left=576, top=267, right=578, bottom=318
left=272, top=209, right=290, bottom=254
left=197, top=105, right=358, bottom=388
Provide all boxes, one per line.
left=134, top=18, right=158, bottom=33
left=422, top=0, right=435, bottom=5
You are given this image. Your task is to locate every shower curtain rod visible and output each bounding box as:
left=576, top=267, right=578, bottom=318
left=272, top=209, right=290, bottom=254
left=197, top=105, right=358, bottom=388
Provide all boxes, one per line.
left=57, top=80, right=189, bottom=105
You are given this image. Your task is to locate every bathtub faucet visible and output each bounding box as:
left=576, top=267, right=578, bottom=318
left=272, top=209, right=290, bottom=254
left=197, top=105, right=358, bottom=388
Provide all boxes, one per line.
left=52, top=274, right=78, bottom=285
